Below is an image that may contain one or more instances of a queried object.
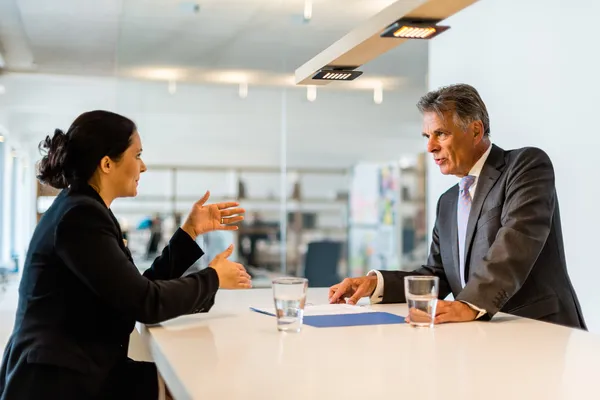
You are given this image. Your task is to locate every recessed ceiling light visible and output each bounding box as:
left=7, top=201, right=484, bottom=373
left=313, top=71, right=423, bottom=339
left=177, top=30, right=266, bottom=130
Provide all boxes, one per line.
left=381, top=18, right=450, bottom=40
left=312, top=67, right=363, bottom=81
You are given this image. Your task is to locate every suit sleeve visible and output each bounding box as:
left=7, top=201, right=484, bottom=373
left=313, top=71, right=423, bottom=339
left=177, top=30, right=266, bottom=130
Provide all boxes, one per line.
left=55, top=204, right=220, bottom=324
left=142, top=228, right=204, bottom=281
left=378, top=197, right=452, bottom=303
left=456, top=148, right=555, bottom=317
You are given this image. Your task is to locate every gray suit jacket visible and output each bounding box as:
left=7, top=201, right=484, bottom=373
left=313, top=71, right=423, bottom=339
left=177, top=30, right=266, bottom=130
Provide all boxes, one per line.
left=380, top=144, right=586, bottom=329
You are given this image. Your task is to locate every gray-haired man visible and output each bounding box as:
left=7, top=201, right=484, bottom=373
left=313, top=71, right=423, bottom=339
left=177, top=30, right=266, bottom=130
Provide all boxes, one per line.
left=329, top=84, right=586, bottom=329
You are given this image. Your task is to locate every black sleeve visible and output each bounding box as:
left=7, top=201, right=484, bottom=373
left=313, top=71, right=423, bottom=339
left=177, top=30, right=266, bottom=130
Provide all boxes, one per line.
left=142, top=228, right=204, bottom=280
left=55, top=204, right=220, bottom=324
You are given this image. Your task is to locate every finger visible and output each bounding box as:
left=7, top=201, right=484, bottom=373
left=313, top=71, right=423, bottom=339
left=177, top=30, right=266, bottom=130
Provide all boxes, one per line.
left=216, top=202, right=240, bottom=210
left=196, top=191, right=210, bottom=206
left=434, top=313, right=453, bottom=324
left=329, top=281, right=349, bottom=304
left=435, top=300, right=450, bottom=314
left=328, top=285, right=339, bottom=300
left=239, top=271, right=252, bottom=280
left=220, top=216, right=244, bottom=225
left=218, top=225, right=239, bottom=231
left=238, top=277, right=252, bottom=286
left=218, top=244, right=234, bottom=259
left=347, top=282, right=369, bottom=305
left=220, top=208, right=246, bottom=217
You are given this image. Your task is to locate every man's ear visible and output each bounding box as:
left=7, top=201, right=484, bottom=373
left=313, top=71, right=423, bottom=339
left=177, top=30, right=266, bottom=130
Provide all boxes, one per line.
left=472, top=120, right=484, bottom=142
left=98, top=156, right=112, bottom=174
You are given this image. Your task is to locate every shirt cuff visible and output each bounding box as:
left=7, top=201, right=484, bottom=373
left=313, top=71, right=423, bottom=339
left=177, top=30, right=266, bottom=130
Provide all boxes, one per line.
left=367, top=270, right=384, bottom=304
left=459, top=300, right=487, bottom=319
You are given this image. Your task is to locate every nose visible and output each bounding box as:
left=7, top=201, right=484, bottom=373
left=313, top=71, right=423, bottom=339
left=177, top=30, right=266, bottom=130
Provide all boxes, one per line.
left=426, top=136, right=439, bottom=154
left=141, top=160, right=147, bottom=173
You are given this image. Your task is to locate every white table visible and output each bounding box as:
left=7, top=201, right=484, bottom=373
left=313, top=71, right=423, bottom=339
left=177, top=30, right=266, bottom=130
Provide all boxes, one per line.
left=139, top=288, right=600, bottom=400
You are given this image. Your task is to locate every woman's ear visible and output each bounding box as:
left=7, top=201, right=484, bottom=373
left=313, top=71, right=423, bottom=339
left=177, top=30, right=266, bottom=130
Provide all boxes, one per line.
left=98, top=156, right=112, bottom=174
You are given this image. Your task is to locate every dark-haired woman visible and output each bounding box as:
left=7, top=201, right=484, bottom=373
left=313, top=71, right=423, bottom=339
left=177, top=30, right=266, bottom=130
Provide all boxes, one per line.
left=0, top=110, right=251, bottom=399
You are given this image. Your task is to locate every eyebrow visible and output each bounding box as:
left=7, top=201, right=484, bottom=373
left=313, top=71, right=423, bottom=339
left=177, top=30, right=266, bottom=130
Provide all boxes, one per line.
left=422, top=129, right=450, bottom=137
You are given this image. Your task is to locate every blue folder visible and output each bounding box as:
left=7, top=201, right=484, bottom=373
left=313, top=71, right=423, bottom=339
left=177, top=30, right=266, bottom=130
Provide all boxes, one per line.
left=250, top=307, right=405, bottom=328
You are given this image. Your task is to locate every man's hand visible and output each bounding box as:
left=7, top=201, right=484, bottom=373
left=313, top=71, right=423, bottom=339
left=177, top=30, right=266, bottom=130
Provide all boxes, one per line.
left=434, top=300, right=478, bottom=324
left=328, top=276, right=377, bottom=305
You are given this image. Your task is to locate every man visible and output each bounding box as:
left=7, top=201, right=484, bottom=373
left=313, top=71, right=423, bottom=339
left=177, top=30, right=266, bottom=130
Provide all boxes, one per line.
left=329, top=84, right=586, bottom=329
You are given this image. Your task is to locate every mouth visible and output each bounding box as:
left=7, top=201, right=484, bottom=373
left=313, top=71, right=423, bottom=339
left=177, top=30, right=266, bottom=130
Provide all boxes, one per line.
left=434, top=158, right=446, bottom=166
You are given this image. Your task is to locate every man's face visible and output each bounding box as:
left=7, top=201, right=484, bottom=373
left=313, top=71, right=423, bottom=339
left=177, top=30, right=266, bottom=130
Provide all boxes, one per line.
left=422, top=111, right=480, bottom=177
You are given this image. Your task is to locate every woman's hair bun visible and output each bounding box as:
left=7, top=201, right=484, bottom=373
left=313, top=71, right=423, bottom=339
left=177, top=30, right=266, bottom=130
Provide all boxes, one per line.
left=36, top=128, right=70, bottom=189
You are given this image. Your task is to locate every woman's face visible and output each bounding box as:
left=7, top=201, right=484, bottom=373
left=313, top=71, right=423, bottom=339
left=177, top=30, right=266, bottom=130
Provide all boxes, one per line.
left=111, top=131, right=147, bottom=198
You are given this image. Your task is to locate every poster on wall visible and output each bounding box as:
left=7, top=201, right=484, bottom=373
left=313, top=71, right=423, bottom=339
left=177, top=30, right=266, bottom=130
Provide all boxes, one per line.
left=377, top=164, right=400, bottom=270
left=348, top=228, right=380, bottom=277
left=348, top=162, right=401, bottom=275
left=349, top=163, right=380, bottom=226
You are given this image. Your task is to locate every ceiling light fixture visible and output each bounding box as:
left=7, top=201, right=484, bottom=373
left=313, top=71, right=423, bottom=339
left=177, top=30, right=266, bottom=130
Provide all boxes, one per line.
left=168, top=80, right=177, bottom=94
left=304, top=0, right=312, bottom=21
left=380, top=18, right=450, bottom=39
left=312, top=67, right=363, bottom=81
left=239, top=82, right=248, bottom=99
left=307, top=85, right=317, bottom=102
left=374, top=87, right=383, bottom=105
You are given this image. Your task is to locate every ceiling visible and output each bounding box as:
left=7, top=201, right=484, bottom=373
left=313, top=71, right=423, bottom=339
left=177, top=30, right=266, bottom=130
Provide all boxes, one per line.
left=0, top=0, right=429, bottom=90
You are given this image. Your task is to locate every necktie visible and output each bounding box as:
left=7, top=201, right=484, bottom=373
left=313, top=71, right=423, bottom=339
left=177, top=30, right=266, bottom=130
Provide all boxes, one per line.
left=458, top=175, right=476, bottom=287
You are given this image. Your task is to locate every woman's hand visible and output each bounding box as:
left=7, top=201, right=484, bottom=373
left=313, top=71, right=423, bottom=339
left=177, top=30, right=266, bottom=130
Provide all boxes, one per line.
left=209, top=245, right=252, bottom=289
left=181, top=191, right=245, bottom=240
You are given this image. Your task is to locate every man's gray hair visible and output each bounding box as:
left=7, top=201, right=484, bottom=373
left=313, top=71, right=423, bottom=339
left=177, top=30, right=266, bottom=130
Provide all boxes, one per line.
left=417, top=83, right=490, bottom=136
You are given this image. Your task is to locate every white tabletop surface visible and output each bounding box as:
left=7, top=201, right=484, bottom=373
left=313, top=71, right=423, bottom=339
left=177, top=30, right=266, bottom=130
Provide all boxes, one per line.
left=140, top=288, right=600, bottom=400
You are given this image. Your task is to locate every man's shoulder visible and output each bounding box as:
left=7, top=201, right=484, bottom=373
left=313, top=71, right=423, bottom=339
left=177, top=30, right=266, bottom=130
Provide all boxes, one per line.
left=504, top=146, right=552, bottom=168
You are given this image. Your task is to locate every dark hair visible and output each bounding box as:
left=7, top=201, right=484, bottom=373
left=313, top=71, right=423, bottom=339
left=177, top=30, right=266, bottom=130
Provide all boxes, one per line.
left=37, top=110, right=137, bottom=189
left=417, top=83, right=490, bottom=137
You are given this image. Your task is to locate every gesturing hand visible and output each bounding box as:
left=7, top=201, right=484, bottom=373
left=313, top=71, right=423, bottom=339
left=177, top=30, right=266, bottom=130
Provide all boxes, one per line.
left=209, top=245, right=252, bottom=290
left=181, top=191, right=245, bottom=240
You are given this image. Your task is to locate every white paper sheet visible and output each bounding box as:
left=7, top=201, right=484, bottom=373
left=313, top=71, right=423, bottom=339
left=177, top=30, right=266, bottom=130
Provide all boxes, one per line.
left=250, top=303, right=373, bottom=317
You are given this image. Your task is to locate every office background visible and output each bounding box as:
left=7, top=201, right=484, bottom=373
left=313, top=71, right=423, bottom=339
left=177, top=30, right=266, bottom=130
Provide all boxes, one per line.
left=1, top=0, right=599, bottom=334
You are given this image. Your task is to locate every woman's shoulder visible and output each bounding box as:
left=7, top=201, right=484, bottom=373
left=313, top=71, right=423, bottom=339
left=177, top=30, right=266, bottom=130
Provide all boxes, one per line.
left=47, top=189, right=113, bottom=228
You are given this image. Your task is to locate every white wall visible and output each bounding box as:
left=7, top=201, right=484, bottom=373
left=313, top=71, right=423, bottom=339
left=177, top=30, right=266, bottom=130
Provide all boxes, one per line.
left=426, top=0, right=600, bottom=331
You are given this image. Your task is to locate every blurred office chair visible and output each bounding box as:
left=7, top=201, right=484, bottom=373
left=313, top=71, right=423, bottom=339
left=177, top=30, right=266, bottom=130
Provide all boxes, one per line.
left=302, top=241, right=342, bottom=287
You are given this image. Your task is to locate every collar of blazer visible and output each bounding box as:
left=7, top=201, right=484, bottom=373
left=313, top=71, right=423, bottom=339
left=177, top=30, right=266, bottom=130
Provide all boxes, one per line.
left=68, top=182, right=108, bottom=209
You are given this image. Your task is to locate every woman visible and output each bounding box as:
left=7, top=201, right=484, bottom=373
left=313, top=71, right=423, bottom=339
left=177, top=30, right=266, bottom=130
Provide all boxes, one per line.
left=0, top=110, right=251, bottom=399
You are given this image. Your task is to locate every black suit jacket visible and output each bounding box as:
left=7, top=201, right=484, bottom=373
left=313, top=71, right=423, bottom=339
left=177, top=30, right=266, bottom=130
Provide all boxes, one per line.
left=380, top=145, right=586, bottom=329
left=0, top=184, right=219, bottom=398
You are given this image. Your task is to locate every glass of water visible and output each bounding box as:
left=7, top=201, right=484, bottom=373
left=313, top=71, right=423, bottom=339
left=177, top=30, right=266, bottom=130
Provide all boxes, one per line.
left=272, top=277, right=308, bottom=333
left=404, top=276, right=439, bottom=327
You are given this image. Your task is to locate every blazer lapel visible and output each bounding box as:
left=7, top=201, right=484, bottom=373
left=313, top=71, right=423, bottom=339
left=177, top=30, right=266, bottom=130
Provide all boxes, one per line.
left=464, top=145, right=505, bottom=271
left=448, top=192, right=462, bottom=290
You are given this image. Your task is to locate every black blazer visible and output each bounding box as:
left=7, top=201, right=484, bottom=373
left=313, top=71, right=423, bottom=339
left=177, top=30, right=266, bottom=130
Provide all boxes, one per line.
left=0, top=183, right=219, bottom=398
left=380, top=145, right=586, bottom=329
